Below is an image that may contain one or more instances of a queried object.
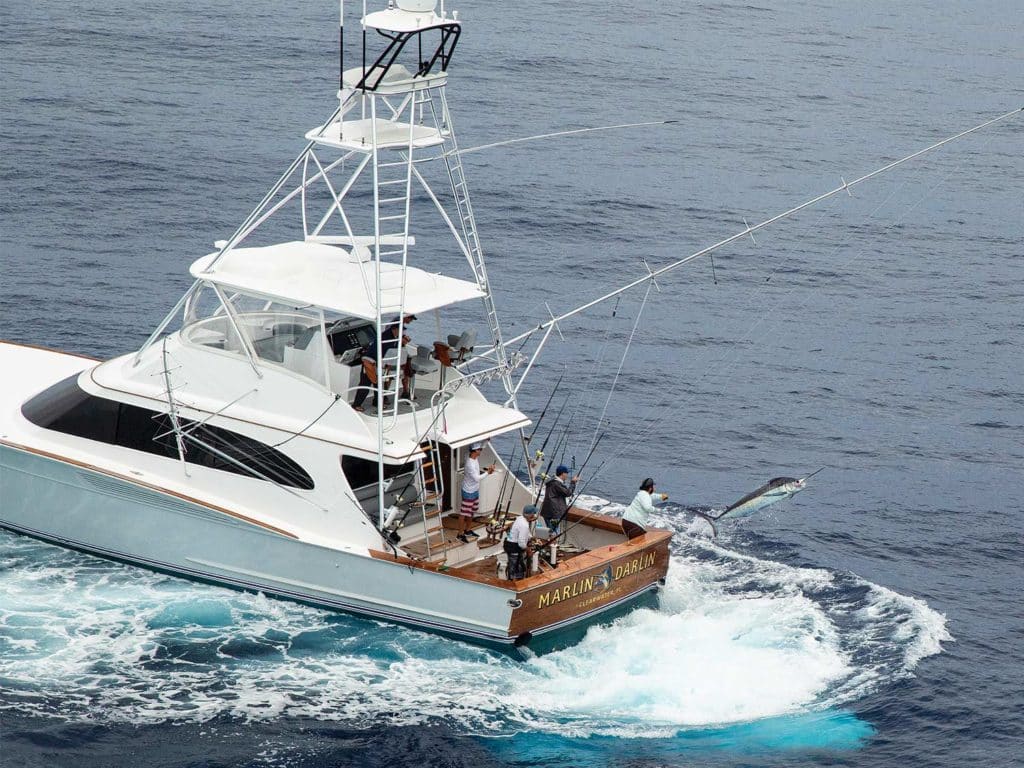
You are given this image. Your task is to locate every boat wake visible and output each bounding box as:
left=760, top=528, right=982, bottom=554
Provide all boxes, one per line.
left=0, top=509, right=950, bottom=739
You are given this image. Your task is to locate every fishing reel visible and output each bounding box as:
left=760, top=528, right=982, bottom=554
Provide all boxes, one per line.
left=485, top=512, right=514, bottom=540
left=381, top=503, right=411, bottom=544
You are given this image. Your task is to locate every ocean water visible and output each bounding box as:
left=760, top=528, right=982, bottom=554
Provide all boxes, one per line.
left=1, top=1, right=1022, bottom=766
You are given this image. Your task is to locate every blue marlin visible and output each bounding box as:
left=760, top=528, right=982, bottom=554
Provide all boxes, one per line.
left=695, top=468, right=823, bottom=535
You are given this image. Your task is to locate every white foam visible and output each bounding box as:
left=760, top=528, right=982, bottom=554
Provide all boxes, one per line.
left=0, top=524, right=951, bottom=734
left=509, top=564, right=851, bottom=735
left=857, top=582, right=953, bottom=668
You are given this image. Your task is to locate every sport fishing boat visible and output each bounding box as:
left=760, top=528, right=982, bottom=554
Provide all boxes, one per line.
left=1, top=1, right=1015, bottom=653
left=0, top=0, right=672, bottom=651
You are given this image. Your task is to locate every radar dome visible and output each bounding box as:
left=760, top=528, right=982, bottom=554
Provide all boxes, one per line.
left=396, top=0, right=437, bottom=12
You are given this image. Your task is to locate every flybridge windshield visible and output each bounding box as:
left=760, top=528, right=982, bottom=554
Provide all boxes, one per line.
left=181, top=284, right=370, bottom=389
left=177, top=285, right=446, bottom=407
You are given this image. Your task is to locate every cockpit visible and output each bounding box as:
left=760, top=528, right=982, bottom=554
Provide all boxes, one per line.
left=178, top=279, right=472, bottom=412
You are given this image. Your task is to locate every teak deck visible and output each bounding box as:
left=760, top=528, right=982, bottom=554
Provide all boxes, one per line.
left=371, top=507, right=673, bottom=639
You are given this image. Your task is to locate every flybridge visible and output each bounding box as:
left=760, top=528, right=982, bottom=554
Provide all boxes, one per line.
left=128, top=0, right=526, bottom=535
left=138, top=0, right=515, bottom=409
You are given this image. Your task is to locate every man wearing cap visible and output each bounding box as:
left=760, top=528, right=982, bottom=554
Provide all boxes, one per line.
left=504, top=505, right=537, bottom=579
left=381, top=313, right=416, bottom=400
left=622, top=478, right=669, bottom=539
left=540, top=465, right=579, bottom=534
left=458, top=443, right=494, bottom=543
left=352, top=314, right=416, bottom=411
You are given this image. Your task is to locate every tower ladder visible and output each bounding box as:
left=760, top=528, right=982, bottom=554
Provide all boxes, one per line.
left=437, top=90, right=514, bottom=399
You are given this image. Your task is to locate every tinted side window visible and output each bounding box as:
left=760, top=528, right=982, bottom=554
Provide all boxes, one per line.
left=115, top=402, right=178, bottom=457
left=21, top=374, right=120, bottom=444
left=341, top=455, right=416, bottom=490
left=182, top=422, right=314, bottom=490
left=22, top=375, right=314, bottom=490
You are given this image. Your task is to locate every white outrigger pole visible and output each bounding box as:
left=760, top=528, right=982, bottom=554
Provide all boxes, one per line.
left=485, top=106, right=1023, bottom=396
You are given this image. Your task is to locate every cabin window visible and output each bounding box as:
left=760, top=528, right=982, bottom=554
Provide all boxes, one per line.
left=22, top=375, right=315, bottom=490
left=340, top=455, right=416, bottom=490
left=21, top=375, right=121, bottom=445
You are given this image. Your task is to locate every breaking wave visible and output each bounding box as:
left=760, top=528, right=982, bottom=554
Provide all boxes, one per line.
left=0, top=506, right=950, bottom=738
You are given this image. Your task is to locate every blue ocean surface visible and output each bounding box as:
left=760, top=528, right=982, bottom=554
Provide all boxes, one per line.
left=1, top=0, right=1022, bottom=766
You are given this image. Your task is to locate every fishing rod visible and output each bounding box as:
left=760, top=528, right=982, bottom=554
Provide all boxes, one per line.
left=534, top=433, right=573, bottom=505
left=547, top=433, right=607, bottom=534
left=536, top=394, right=570, bottom=459
left=495, top=440, right=547, bottom=541
left=535, top=455, right=613, bottom=548
left=551, top=416, right=576, bottom=471
left=499, top=459, right=520, bottom=523
left=493, top=440, right=519, bottom=518
left=528, top=366, right=567, bottom=442
left=535, top=409, right=595, bottom=512
left=551, top=383, right=601, bottom=472
left=520, top=365, right=567, bottom=478
left=472, top=107, right=1023, bottom=391
left=486, top=441, right=521, bottom=542
left=532, top=395, right=572, bottom=503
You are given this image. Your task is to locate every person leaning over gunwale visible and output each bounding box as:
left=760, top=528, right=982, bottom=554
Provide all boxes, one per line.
left=621, top=478, right=669, bottom=539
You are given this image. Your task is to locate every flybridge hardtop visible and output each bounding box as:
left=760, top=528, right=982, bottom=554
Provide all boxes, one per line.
left=189, top=241, right=486, bottom=320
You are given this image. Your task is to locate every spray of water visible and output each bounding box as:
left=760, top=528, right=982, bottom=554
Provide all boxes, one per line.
left=0, top=513, right=950, bottom=737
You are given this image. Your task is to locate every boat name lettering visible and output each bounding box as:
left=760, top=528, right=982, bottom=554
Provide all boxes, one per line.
left=536, top=551, right=656, bottom=609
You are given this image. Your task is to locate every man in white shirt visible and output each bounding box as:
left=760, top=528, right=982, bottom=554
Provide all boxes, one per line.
left=622, top=478, right=669, bottom=539
left=503, top=505, right=537, bottom=580
left=458, top=443, right=494, bottom=543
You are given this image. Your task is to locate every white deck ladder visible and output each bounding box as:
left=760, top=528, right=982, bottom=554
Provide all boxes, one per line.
left=413, top=439, right=446, bottom=558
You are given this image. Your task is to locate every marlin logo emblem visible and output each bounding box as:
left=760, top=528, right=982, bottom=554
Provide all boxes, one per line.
left=695, top=468, right=824, bottom=536
left=594, top=567, right=613, bottom=591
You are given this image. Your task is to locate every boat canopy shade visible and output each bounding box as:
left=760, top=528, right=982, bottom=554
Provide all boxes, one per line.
left=439, top=398, right=531, bottom=449
left=363, top=8, right=453, bottom=33
left=190, top=241, right=485, bottom=320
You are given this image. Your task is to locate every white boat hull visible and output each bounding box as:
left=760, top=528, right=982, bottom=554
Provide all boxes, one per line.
left=0, top=442, right=521, bottom=646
